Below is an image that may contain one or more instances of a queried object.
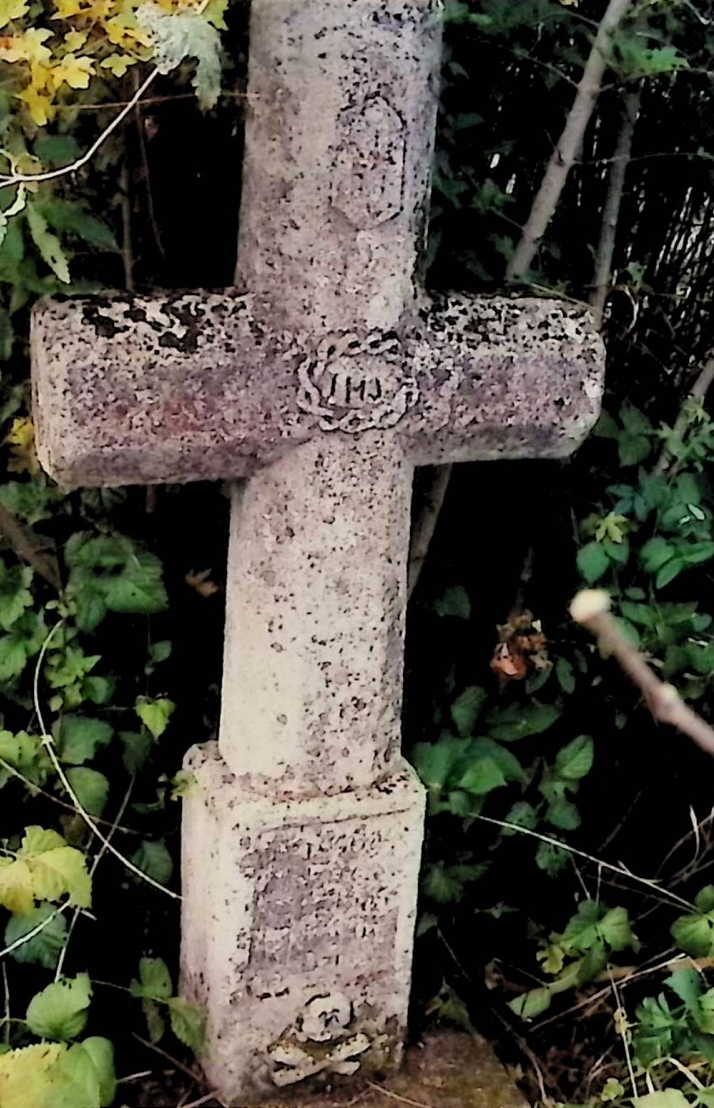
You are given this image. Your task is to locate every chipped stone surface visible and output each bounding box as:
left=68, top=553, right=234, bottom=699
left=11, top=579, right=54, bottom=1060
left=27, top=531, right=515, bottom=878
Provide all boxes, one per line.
left=30, top=0, right=606, bottom=1103
left=32, top=292, right=603, bottom=488
left=181, top=743, right=425, bottom=1103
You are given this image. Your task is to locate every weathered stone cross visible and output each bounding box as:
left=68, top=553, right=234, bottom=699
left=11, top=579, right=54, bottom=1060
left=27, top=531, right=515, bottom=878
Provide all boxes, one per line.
left=31, top=0, right=603, bottom=1102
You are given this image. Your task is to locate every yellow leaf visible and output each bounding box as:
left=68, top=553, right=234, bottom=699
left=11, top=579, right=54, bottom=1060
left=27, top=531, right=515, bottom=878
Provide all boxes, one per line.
left=19, top=825, right=92, bottom=909
left=4, top=416, right=39, bottom=475
left=18, top=85, right=55, bottom=126
left=100, top=52, right=136, bottom=76
left=52, top=53, right=95, bottom=90
left=63, top=29, right=89, bottom=51
left=0, top=857, right=34, bottom=914
left=0, top=0, right=28, bottom=31
left=0, top=1043, right=65, bottom=1108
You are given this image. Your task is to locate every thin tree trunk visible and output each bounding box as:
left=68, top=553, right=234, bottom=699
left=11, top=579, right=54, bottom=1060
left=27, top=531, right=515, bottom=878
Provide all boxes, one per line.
left=589, top=86, right=641, bottom=329
left=654, top=351, right=714, bottom=474
left=407, top=464, right=452, bottom=600
left=506, top=0, right=635, bottom=283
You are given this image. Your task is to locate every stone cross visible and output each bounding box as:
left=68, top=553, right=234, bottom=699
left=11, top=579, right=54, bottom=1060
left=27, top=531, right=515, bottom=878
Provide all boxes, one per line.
left=31, top=0, right=604, bottom=1102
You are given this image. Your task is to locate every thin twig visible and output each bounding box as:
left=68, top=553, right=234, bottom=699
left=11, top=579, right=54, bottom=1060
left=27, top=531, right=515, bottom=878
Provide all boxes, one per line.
left=476, top=813, right=694, bottom=910
left=33, top=623, right=181, bottom=901
left=589, top=86, right=641, bottom=329
left=654, top=352, right=714, bottom=474
left=0, top=69, right=159, bottom=190
left=407, top=465, right=452, bottom=600
left=0, top=503, right=60, bottom=589
left=132, top=1033, right=202, bottom=1083
left=571, top=590, right=714, bottom=759
left=506, top=0, right=635, bottom=282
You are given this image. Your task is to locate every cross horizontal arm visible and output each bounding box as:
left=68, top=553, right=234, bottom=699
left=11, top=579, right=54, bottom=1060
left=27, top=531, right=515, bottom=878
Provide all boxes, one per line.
left=31, top=292, right=604, bottom=488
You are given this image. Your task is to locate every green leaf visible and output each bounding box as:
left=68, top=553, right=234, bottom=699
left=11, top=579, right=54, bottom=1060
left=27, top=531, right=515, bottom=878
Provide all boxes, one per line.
left=65, top=534, right=168, bottom=631
left=66, top=768, right=109, bottom=817
left=458, top=755, right=507, bottom=796
left=119, top=730, right=153, bottom=775
left=39, top=200, right=118, bottom=252
left=26, top=204, right=71, bottom=284
left=470, top=738, right=525, bottom=783
left=167, top=996, right=205, bottom=1051
left=696, top=886, right=714, bottom=912
left=546, top=796, right=580, bottom=831
left=488, top=702, right=560, bottom=742
left=640, top=537, right=675, bottom=573
left=58, top=716, right=113, bottom=765
left=135, top=697, right=175, bottom=740
left=0, top=563, right=32, bottom=631
left=656, top=558, right=685, bottom=588
left=434, top=585, right=471, bottom=619
left=502, top=801, right=538, bottom=835
left=0, top=729, right=52, bottom=787
left=599, top=906, right=636, bottom=952
left=665, top=967, right=703, bottom=1008
left=450, top=686, right=486, bottom=737
left=555, top=736, right=594, bottom=781
left=26, top=973, right=92, bottom=1041
left=34, top=135, right=82, bottom=165
left=53, top=1037, right=116, bottom=1108
left=508, top=987, right=552, bottom=1020
left=130, top=957, right=172, bottom=1001
left=618, top=432, right=652, bottom=467
left=5, top=905, right=67, bottom=969
left=671, top=912, right=714, bottom=957
left=142, top=998, right=166, bottom=1044
left=136, top=2, right=223, bottom=108
left=412, top=737, right=469, bottom=791
left=536, top=840, right=568, bottom=876
left=577, top=542, right=610, bottom=585
left=555, top=657, right=575, bottom=694
left=633, top=1093, right=691, bottom=1108
left=131, top=840, right=174, bottom=885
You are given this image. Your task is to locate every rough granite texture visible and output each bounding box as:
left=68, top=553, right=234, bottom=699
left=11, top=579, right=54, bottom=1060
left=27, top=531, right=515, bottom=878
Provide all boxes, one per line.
left=181, top=744, right=425, bottom=1104
left=32, top=291, right=603, bottom=488
left=29, top=0, right=606, bottom=1102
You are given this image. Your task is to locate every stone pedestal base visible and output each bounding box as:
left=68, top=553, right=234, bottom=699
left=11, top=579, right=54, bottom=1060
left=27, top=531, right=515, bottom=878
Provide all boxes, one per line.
left=180, top=742, right=425, bottom=1105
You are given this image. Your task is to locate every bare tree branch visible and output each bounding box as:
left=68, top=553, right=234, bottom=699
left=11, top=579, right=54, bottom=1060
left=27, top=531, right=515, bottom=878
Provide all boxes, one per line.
left=654, top=351, right=714, bottom=474
left=506, top=0, right=635, bottom=283
left=590, top=86, right=641, bottom=330
left=571, top=589, right=714, bottom=759
left=407, top=464, right=452, bottom=600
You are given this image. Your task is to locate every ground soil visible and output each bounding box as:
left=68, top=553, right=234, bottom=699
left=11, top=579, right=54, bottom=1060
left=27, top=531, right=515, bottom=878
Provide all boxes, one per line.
left=122, top=1030, right=528, bottom=1108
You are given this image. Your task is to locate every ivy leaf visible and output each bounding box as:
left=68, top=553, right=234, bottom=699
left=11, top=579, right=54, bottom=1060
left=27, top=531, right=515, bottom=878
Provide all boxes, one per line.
left=5, top=905, right=67, bottom=969
left=167, top=997, right=205, bottom=1051
left=137, top=3, right=223, bottom=108
left=131, top=840, right=173, bottom=885
left=26, top=973, right=92, bottom=1041
left=66, top=767, right=109, bottom=817
left=26, top=204, right=71, bottom=284
left=58, top=716, right=113, bottom=765
left=135, top=697, right=175, bottom=740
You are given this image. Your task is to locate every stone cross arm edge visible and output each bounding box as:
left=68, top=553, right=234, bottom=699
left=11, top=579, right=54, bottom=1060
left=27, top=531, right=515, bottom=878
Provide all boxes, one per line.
left=32, top=290, right=603, bottom=488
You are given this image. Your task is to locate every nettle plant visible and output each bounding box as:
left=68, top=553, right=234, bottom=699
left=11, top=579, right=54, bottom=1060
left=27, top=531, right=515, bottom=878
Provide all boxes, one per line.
left=412, top=394, right=714, bottom=1102
left=0, top=2, right=225, bottom=1104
